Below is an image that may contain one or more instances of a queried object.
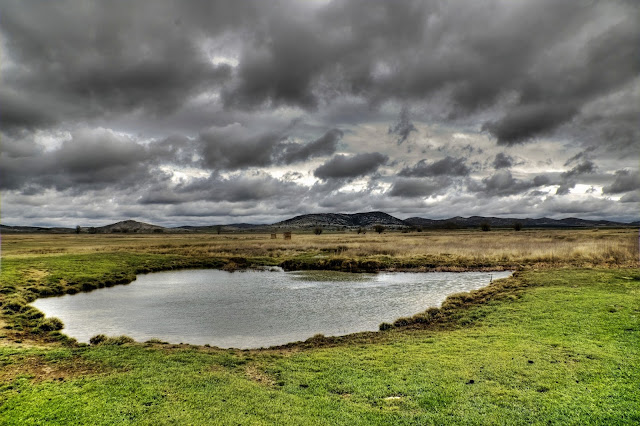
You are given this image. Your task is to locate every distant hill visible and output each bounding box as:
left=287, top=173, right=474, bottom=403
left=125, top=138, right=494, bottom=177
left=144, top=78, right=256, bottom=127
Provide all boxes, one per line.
left=404, top=216, right=631, bottom=229
left=2, top=212, right=637, bottom=233
left=93, top=220, right=166, bottom=233
left=273, top=211, right=406, bottom=229
left=175, top=223, right=266, bottom=233
left=0, top=224, right=74, bottom=233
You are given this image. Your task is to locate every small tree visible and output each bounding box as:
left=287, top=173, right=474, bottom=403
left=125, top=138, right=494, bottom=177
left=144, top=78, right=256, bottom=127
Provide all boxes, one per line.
left=214, top=225, right=223, bottom=235
left=480, top=222, right=491, bottom=232
left=374, top=224, right=385, bottom=234
left=75, top=225, right=81, bottom=234
left=513, top=222, right=523, bottom=231
left=313, top=226, right=323, bottom=235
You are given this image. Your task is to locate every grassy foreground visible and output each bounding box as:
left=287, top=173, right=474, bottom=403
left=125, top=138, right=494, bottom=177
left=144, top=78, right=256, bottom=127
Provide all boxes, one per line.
left=0, top=230, right=638, bottom=424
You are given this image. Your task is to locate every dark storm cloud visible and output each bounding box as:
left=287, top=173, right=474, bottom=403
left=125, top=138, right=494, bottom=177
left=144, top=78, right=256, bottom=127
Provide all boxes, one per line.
left=468, top=170, right=549, bottom=197
left=482, top=15, right=640, bottom=145
left=620, top=192, right=640, bottom=203
left=554, top=161, right=599, bottom=195
left=199, top=125, right=342, bottom=170
left=314, top=153, right=388, bottom=180
left=199, top=124, right=284, bottom=170
left=482, top=104, right=577, bottom=146
left=399, top=156, right=470, bottom=177
left=556, top=162, right=594, bottom=195
left=276, top=129, right=343, bottom=164
left=140, top=173, right=306, bottom=205
left=603, top=170, right=640, bottom=194
left=1, top=0, right=259, bottom=128
left=0, top=129, right=160, bottom=192
left=492, top=153, right=513, bottom=169
left=388, top=178, right=442, bottom=198
left=388, top=107, right=417, bottom=145
left=3, top=1, right=637, bottom=137
left=0, top=89, right=57, bottom=132
left=564, top=147, right=596, bottom=166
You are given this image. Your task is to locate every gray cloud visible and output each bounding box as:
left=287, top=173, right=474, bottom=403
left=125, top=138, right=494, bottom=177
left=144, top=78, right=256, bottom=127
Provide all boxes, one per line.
left=603, top=169, right=640, bottom=194
left=468, top=170, right=548, bottom=197
left=555, top=160, right=599, bottom=195
left=388, top=107, right=417, bottom=145
left=399, top=156, right=470, bottom=177
left=199, top=125, right=341, bottom=170
left=199, top=124, right=284, bottom=170
left=0, top=128, right=157, bottom=192
left=561, top=160, right=598, bottom=179
left=314, top=153, right=388, bottom=180
left=276, top=129, right=343, bottom=164
left=493, top=153, right=513, bottom=169
left=389, top=178, right=443, bottom=198
left=482, top=104, right=577, bottom=146
left=140, top=173, right=306, bottom=205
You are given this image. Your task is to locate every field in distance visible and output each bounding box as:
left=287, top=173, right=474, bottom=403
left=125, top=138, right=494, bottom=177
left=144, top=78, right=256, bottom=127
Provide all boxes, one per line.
left=3, top=227, right=637, bottom=270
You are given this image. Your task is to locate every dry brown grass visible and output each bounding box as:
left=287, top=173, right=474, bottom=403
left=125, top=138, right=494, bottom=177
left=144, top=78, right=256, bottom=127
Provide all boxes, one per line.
left=2, top=228, right=638, bottom=268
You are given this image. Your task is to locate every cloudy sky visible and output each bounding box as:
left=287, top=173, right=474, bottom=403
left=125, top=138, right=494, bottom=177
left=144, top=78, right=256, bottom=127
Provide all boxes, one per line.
left=2, top=0, right=638, bottom=227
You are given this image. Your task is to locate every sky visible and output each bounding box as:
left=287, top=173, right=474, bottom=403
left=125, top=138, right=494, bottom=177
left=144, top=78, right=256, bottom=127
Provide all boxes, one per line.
left=1, top=0, right=638, bottom=227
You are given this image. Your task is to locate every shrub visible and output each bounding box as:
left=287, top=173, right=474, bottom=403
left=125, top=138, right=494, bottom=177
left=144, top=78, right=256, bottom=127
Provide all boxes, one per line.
left=374, top=225, right=385, bottom=234
left=107, top=335, right=135, bottom=345
left=314, top=226, right=323, bottom=235
left=513, top=222, right=523, bottom=231
left=38, top=317, right=64, bottom=332
left=90, top=334, right=107, bottom=345
left=393, top=317, right=410, bottom=327
left=90, top=334, right=135, bottom=345
left=379, top=322, right=393, bottom=331
left=480, top=222, right=491, bottom=232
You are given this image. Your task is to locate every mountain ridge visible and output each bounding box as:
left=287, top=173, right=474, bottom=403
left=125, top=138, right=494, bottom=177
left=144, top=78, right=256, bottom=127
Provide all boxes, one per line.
left=1, top=212, right=637, bottom=233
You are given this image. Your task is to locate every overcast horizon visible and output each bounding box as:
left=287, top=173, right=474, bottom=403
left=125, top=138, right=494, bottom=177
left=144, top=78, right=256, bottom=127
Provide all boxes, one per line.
left=2, top=0, right=638, bottom=228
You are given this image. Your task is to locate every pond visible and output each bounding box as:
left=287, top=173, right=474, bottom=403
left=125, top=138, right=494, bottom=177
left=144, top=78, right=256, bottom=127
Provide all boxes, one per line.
left=32, top=269, right=512, bottom=349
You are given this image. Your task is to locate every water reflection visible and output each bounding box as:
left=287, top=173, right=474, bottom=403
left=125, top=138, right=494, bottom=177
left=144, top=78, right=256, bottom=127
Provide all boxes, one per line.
left=32, top=269, right=512, bottom=349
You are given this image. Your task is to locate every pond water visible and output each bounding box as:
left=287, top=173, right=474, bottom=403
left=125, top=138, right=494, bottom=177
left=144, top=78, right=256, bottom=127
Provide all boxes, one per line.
left=32, top=269, right=512, bottom=349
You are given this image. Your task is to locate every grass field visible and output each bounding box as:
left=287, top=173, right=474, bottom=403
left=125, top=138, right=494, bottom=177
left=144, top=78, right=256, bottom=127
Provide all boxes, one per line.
left=1, top=229, right=638, bottom=424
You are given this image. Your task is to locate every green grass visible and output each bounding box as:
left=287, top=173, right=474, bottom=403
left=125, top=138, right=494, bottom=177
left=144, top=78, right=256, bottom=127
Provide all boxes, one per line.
left=1, top=268, right=638, bottom=424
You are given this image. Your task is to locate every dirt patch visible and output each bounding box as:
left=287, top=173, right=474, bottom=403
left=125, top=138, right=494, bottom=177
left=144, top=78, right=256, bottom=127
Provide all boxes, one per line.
left=1, top=355, right=107, bottom=384
left=245, top=364, right=276, bottom=387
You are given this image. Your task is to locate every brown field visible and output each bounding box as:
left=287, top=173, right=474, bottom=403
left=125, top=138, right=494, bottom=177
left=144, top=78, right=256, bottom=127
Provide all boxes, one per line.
left=3, top=227, right=637, bottom=269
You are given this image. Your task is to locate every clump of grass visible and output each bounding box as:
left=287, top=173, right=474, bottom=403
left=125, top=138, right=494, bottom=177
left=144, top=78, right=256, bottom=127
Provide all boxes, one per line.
left=2, top=296, right=28, bottom=314
left=90, top=334, right=135, bottom=346
left=145, top=338, right=169, bottom=344
left=37, top=317, right=64, bottom=332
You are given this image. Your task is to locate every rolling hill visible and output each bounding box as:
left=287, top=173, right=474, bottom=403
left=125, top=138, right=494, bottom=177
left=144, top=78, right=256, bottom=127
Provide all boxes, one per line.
left=1, top=212, right=636, bottom=233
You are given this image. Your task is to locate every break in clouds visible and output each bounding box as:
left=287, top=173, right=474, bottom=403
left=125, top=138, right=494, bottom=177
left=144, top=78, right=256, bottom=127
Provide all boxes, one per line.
left=1, top=0, right=638, bottom=227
